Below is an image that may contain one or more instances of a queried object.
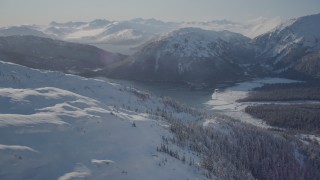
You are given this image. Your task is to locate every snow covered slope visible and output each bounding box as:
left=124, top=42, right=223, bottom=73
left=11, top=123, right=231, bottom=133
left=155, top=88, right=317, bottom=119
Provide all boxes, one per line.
left=243, top=17, right=283, bottom=38
left=0, top=61, right=207, bottom=180
left=255, top=13, right=320, bottom=78
left=106, top=28, right=255, bottom=85
left=180, top=17, right=283, bottom=39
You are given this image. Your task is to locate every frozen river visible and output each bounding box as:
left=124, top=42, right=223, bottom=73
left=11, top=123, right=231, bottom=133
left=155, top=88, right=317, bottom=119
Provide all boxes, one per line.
left=204, top=78, right=299, bottom=127
left=100, top=77, right=300, bottom=127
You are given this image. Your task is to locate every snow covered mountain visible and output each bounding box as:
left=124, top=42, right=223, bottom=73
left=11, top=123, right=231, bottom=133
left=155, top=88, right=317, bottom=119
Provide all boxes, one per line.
left=0, top=25, right=51, bottom=38
left=180, top=17, right=282, bottom=39
left=43, top=19, right=178, bottom=54
left=0, top=61, right=317, bottom=180
left=0, top=18, right=282, bottom=55
left=255, top=13, right=320, bottom=78
left=243, top=17, right=283, bottom=38
left=106, top=28, right=256, bottom=85
left=0, top=61, right=206, bottom=179
left=0, top=35, right=125, bottom=75
left=1, top=13, right=318, bottom=82
left=44, top=18, right=176, bottom=42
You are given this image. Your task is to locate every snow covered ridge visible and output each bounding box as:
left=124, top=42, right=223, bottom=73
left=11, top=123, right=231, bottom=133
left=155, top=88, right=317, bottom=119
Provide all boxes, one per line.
left=255, top=13, right=320, bottom=57
left=153, top=27, right=250, bottom=58
left=0, top=17, right=281, bottom=40
left=254, top=13, right=320, bottom=77
left=162, top=27, right=248, bottom=42
left=0, top=13, right=319, bottom=83
left=109, top=27, right=255, bottom=84
left=0, top=17, right=283, bottom=54
left=0, top=60, right=207, bottom=179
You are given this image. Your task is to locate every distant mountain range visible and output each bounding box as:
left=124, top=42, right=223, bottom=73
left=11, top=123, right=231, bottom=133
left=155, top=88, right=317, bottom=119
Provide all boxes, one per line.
left=0, top=13, right=319, bottom=84
left=0, top=14, right=319, bottom=180
left=0, top=36, right=125, bottom=75
left=0, top=17, right=282, bottom=55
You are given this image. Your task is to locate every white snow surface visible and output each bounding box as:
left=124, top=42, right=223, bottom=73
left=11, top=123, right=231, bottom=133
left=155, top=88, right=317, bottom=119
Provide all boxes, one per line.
left=65, top=28, right=106, bottom=40
left=58, top=164, right=91, bottom=180
left=205, top=78, right=300, bottom=128
left=0, top=144, right=38, bottom=152
left=257, top=13, right=320, bottom=58
left=244, top=17, right=282, bottom=38
left=0, top=61, right=205, bottom=180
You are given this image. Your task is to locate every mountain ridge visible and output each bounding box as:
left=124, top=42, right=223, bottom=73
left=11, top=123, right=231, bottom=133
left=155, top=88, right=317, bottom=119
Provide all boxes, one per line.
left=0, top=35, right=126, bottom=75
left=254, top=13, right=320, bottom=78
left=0, top=13, right=319, bottom=83
left=0, top=17, right=283, bottom=54
left=103, top=28, right=256, bottom=85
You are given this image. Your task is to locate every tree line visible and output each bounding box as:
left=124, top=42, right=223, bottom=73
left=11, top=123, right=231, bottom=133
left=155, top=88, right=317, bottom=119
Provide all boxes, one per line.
left=245, top=104, right=320, bottom=133
left=154, top=96, right=320, bottom=180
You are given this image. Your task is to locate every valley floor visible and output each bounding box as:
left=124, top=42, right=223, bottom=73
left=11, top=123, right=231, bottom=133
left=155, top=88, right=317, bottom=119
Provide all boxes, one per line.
left=204, top=77, right=320, bottom=145
left=204, top=77, right=300, bottom=128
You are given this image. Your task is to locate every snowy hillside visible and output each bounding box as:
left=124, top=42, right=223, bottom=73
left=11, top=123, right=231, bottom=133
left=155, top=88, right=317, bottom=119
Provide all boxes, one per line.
left=0, top=25, right=51, bottom=38
left=0, top=61, right=207, bottom=179
left=243, top=17, right=283, bottom=38
left=1, top=61, right=319, bottom=179
left=106, top=27, right=255, bottom=84
left=256, top=13, right=320, bottom=57
left=255, top=13, right=320, bottom=78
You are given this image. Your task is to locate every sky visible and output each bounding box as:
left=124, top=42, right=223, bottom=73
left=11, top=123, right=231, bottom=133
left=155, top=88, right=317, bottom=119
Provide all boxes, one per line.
left=0, top=0, right=319, bottom=26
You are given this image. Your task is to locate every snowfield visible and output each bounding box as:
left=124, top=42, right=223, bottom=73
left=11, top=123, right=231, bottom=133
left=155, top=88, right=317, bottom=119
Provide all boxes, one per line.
left=0, top=61, right=205, bottom=180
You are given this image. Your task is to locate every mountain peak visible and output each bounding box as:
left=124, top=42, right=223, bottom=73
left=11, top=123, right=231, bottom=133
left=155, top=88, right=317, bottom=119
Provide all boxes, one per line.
left=89, top=19, right=112, bottom=27
left=256, top=12, right=320, bottom=52
left=109, top=27, right=254, bottom=84
left=161, top=27, right=249, bottom=45
left=254, top=12, right=320, bottom=78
